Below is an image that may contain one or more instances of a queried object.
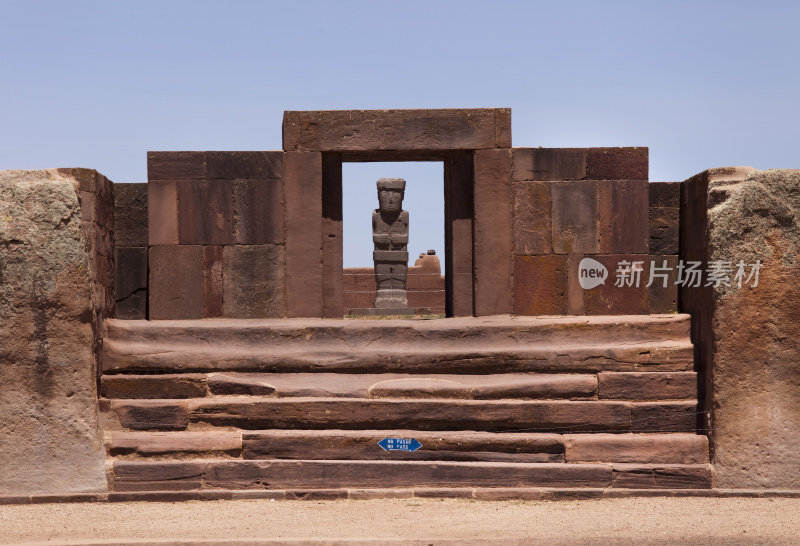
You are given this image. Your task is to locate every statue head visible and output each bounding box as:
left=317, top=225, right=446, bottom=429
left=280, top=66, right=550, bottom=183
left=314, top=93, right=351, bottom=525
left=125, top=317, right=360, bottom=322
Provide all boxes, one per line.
left=376, top=178, right=405, bottom=215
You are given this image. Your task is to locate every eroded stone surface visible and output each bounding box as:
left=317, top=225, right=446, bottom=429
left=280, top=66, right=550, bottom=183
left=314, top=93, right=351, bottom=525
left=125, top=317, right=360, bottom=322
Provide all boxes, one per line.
left=704, top=169, right=800, bottom=488
left=0, top=169, right=107, bottom=494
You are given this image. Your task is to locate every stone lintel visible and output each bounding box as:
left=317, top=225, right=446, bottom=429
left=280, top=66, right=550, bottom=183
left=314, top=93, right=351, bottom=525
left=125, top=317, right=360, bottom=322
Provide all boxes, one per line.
left=283, top=108, right=511, bottom=152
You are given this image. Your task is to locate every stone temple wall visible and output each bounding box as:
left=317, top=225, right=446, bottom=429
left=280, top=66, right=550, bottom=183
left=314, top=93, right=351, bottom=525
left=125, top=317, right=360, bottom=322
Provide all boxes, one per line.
left=146, top=152, right=286, bottom=319
left=0, top=169, right=108, bottom=495
left=138, top=148, right=677, bottom=318
left=511, top=147, right=679, bottom=315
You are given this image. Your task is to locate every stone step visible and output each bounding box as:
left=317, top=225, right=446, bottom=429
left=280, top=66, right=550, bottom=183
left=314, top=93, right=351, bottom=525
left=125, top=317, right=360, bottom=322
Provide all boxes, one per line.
left=109, top=459, right=714, bottom=491
left=101, top=371, right=698, bottom=401
left=102, top=315, right=694, bottom=374
left=106, top=430, right=709, bottom=465
left=102, top=397, right=697, bottom=433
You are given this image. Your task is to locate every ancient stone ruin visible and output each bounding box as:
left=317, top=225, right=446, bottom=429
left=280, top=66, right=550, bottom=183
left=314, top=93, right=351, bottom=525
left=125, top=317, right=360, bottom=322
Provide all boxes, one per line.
left=1, top=108, right=799, bottom=502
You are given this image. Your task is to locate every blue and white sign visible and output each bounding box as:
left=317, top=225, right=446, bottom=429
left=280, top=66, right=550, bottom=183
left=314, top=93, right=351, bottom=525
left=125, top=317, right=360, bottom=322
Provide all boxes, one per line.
left=378, top=437, right=422, bottom=452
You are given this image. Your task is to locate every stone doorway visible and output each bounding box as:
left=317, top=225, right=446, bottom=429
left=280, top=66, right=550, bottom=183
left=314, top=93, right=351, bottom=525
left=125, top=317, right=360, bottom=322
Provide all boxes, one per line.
left=282, top=108, right=513, bottom=318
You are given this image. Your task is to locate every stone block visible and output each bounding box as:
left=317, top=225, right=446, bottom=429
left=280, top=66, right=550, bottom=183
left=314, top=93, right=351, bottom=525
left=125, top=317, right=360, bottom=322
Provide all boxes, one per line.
left=512, top=179, right=552, bottom=255
left=177, top=179, right=234, bottom=245
left=233, top=178, right=285, bottom=245
left=598, top=179, right=648, bottom=254
left=580, top=254, right=649, bottom=315
left=241, top=430, right=564, bottom=463
left=649, top=181, right=680, bottom=208
left=586, top=147, right=648, bottom=180
left=512, top=148, right=587, bottom=181
left=111, top=400, right=189, bottom=431
left=202, top=245, right=223, bottom=318
left=208, top=373, right=277, bottom=396
left=0, top=169, right=107, bottom=495
left=147, top=181, right=178, bottom=245
left=284, top=151, right=323, bottom=317
left=101, top=374, right=208, bottom=399
left=147, top=151, right=207, bottom=180
left=201, top=460, right=611, bottom=490
left=206, top=151, right=283, bottom=180
left=188, top=398, right=631, bottom=432
left=631, top=402, right=697, bottom=432
left=283, top=108, right=511, bottom=152
left=113, top=183, right=148, bottom=247
left=564, top=434, right=708, bottom=464
left=700, top=168, right=800, bottom=489
left=649, top=207, right=680, bottom=255
left=598, top=372, right=697, bottom=400
left=473, top=149, right=513, bottom=315
left=566, top=254, right=585, bottom=315
left=444, top=150, right=474, bottom=317
left=222, top=245, right=286, bottom=318
left=551, top=181, right=599, bottom=254
left=107, top=431, right=241, bottom=457
left=114, top=247, right=148, bottom=320
left=612, top=464, right=713, bottom=489
left=148, top=245, right=203, bottom=319
left=321, top=153, right=344, bottom=318
left=648, top=255, right=678, bottom=313
left=112, top=461, right=202, bottom=491
left=513, top=255, right=568, bottom=315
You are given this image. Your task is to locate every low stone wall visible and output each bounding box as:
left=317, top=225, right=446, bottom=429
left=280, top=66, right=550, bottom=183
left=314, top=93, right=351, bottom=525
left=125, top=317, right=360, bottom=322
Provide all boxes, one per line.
left=682, top=167, right=800, bottom=488
left=344, top=253, right=445, bottom=314
left=0, top=169, right=108, bottom=495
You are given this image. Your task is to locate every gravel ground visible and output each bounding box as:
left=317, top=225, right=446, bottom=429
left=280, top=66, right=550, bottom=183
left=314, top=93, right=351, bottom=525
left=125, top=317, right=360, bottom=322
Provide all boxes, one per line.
left=1, top=497, right=799, bottom=545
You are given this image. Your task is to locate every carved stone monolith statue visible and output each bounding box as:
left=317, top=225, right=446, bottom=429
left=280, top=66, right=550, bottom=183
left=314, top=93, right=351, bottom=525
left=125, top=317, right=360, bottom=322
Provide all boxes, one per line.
left=372, top=178, right=409, bottom=309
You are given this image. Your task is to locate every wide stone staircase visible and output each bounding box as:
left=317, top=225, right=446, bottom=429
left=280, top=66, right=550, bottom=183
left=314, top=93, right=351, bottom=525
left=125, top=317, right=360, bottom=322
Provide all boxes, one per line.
left=99, top=315, right=712, bottom=496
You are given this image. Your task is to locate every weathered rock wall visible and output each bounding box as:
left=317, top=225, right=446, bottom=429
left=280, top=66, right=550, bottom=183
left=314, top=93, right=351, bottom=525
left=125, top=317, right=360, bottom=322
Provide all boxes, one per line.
left=683, top=167, right=800, bottom=488
left=0, top=169, right=108, bottom=495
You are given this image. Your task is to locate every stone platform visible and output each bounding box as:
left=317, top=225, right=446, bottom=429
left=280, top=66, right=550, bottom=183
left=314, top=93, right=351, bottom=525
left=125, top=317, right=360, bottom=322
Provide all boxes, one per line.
left=99, top=315, right=710, bottom=493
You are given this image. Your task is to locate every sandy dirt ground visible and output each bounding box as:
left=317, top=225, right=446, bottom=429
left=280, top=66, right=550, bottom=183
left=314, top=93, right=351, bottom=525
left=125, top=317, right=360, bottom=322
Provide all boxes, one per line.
left=1, top=497, right=799, bottom=545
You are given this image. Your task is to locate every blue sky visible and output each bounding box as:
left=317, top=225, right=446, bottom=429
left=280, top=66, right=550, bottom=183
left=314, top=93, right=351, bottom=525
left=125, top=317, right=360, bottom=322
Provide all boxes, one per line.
left=1, top=1, right=798, bottom=266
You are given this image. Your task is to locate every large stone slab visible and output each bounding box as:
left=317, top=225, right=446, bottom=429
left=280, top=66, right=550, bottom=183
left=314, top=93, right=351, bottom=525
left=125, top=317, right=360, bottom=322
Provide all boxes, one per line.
left=473, top=149, right=513, bottom=315
left=113, top=183, right=148, bottom=246
left=148, top=245, right=203, bottom=319
left=186, top=399, right=632, bottom=432
left=283, top=109, right=511, bottom=152
left=114, top=460, right=611, bottom=490
left=102, top=315, right=695, bottom=374
left=284, top=151, right=322, bottom=317
left=513, top=255, right=568, bottom=315
left=222, top=245, right=286, bottom=318
left=0, top=169, right=107, bottom=495
left=697, top=168, right=800, bottom=488
left=551, top=181, right=599, bottom=254
left=241, top=430, right=565, bottom=463
left=564, top=433, right=708, bottom=464
left=115, top=246, right=148, bottom=319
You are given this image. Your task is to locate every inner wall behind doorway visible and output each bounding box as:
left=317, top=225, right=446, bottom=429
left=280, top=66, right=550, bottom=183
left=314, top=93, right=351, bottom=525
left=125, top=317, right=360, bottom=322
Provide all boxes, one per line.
left=342, top=162, right=444, bottom=269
